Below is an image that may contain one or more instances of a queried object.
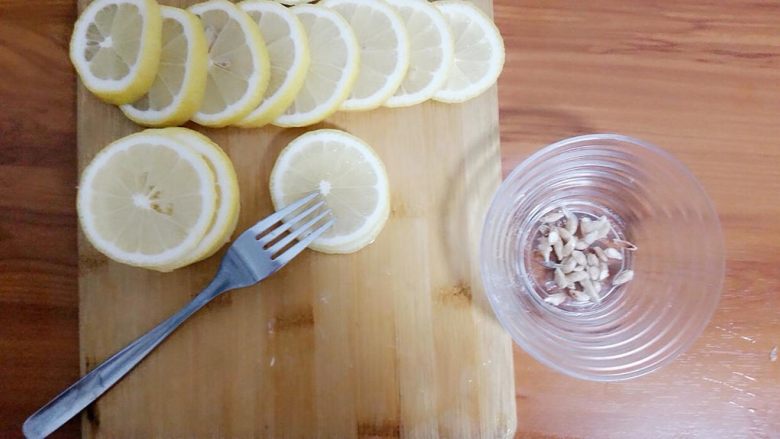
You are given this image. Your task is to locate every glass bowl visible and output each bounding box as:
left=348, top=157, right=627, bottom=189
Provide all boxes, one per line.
left=481, top=134, right=724, bottom=381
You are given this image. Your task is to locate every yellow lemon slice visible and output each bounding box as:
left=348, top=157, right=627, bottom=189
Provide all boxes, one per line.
left=321, top=0, right=410, bottom=111
left=433, top=1, right=505, bottom=103
left=189, top=0, right=271, bottom=127
left=269, top=129, right=390, bottom=254
left=235, top=0, right=311, bottom=128
left=120, top=6, right=208, bottom=127
left=70, top=0, right=162, bottom=104
left=273, top=5, right=360, bottom=128
left=384, top=0, right=454, bottom=108
left=77, top=131, right=217, bottom=270
left=156, top=128, right=241, bottom=270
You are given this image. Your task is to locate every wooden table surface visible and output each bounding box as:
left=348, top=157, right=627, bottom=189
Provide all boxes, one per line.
left=1, top=0, right=778, bottom=438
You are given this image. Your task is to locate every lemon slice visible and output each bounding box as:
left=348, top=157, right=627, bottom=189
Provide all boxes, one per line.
left=320, top=0, right=410, bottom=111
left=433, top=1, right=505, bottom=104
left=77, top=131, right=217, bottom=270
left=383, top=0, right=454, bottom=108
left=273, top=5, right=360, bottom=128
left=156, top=128, right=240, bottom=270
left=270, top=129, right=390, bottom=254
left=235, top=0, right=310, bottom=128
left=189, top=0, right=271, bottom=127
left=120, top=6, right=208, bottom=127
left=70, top=0, right=162, bottom=105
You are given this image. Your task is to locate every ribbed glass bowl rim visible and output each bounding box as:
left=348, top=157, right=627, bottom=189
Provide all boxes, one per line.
left=480, top=133, right=724, bottom=381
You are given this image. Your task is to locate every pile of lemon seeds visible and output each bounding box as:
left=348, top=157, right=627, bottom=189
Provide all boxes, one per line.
left=536, top=209, right=636, bottom=306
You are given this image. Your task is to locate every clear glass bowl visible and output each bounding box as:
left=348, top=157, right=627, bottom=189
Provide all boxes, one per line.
left=481, top=134, right=724, bottom=381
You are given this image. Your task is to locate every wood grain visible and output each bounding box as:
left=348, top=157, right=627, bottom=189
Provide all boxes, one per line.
left=494, top=1, right=780, bottom=438
left=1, top=0, right=779, bottom=438
left=0, top=0, right=81, bottom=437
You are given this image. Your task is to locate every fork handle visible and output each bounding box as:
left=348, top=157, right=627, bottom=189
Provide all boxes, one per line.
left=22, top=273, right=231, bottom=439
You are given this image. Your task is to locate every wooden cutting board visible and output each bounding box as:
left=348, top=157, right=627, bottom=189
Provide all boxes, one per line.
left=77, top=0, right=515, bottom=437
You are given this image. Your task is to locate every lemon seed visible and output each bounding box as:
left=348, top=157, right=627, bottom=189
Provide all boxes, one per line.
left=541, top=212, right=564, bottom=223
left=544, top=292, right=567, bottom=306
left=613, top=270, right=635, bottom=286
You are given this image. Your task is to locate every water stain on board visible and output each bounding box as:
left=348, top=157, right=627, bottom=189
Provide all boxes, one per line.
left=357, top=421, right=401, bottom=438
left=437, top=283, right=473, bottom=305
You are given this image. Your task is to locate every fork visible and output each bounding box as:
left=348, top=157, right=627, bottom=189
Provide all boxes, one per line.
left=23, top=193, right=333, bottom=439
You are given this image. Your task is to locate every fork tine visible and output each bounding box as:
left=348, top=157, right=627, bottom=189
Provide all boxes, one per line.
left=267, top=209, right=332, bottom=256
left=258, top=199, right=326, bottom=246
left=274, top=219, right=335, bottom=265
left=249, top=192, right=319, bottom=235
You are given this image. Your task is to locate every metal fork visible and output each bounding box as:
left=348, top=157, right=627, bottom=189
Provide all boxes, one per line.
left=23, top=193, right=333, bottom=439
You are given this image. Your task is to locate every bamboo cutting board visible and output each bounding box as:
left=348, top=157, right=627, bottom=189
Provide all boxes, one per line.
left=77, top=0, right=515, bottom=437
